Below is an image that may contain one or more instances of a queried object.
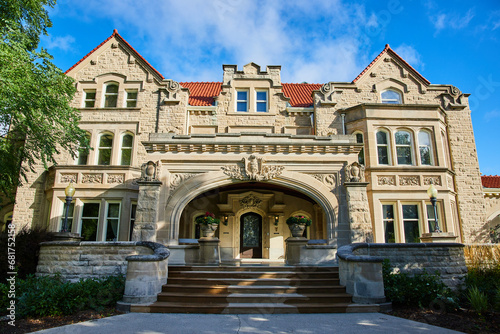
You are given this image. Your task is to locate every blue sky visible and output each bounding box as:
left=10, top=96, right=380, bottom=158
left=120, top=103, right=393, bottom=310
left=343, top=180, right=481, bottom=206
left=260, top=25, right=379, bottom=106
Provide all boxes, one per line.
left=41, top=0, right=500, bottom=175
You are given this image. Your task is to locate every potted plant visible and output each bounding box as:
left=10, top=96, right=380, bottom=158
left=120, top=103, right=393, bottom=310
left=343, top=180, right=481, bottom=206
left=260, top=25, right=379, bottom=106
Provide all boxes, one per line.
left=286, top=215, right=312, bottom=237
left=195, top=211, right=220, bottom=238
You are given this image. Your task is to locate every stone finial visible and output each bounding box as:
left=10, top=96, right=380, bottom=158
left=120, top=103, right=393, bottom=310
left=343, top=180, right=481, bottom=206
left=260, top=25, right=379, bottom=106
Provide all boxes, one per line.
left=141, top=161, right=161, bottom=182
left=346, top=162, right=365, bottom=182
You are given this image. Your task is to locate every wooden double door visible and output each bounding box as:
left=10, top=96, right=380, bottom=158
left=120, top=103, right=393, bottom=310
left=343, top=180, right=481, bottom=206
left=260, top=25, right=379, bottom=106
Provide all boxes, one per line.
left=239, top=212, right=262, bottom=258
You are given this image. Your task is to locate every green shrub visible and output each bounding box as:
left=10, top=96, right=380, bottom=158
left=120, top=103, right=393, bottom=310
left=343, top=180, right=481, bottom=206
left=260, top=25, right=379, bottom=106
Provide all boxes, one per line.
left=463, top=266, right=500, bottom=311
left=1, top=274, right=125, bottom=318
left=382, top=259, right=447, bottom=307
left=467, top=285, right=489, bottom=314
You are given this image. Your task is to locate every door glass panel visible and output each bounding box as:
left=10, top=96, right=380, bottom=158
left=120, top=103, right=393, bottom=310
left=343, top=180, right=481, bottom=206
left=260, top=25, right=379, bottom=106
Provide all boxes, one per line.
left=243, top=215, right=260, bottom=247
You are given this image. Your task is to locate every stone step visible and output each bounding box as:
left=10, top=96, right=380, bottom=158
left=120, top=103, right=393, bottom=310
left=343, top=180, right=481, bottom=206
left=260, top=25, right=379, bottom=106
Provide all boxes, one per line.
left=134, top=302, right=356, bottom=314
left=168, top=270, right=339, bottom=279
left=162, top=284, right=347, bottom=294
left=166, top=277, right=341, bottom=286
left=168, top=266, right=339, bottom=273
left=156, top=292, right=352, bottom=304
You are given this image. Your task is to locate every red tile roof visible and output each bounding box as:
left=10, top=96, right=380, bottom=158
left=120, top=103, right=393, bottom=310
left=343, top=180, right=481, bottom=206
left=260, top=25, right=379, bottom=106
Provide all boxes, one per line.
left=180, top=82, right=222, bottom=106
left=65, top=30, right=164, bottom=80
left=282, top=83, right=322, bottom=107
left=482, top=175, right=500, bottom=188
left=353, top=44, right=430, bottom=85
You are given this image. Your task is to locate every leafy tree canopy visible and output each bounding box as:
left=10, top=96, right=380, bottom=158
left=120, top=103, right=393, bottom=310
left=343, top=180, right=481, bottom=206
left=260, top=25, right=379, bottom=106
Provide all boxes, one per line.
left=0, top=1, right=89, bottom=200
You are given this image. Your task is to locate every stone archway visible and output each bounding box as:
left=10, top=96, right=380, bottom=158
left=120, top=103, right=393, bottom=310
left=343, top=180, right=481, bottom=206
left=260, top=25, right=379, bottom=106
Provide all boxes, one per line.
left=159, top=170, right=339, bottom=246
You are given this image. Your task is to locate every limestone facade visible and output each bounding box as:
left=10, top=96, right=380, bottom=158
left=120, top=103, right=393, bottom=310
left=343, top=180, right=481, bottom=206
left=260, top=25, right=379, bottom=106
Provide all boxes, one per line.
left=8, top=31, right=492, bottom=262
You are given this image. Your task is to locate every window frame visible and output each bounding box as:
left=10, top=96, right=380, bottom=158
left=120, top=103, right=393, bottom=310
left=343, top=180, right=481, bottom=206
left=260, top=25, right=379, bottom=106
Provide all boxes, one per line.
left=104, top=201, right=121, bottom=242
left=83, top=89, right=96, bottom=108
left=353, top=131, right=365, bottom=165
left=418, top=130, right=434, bottom=166
left=236, top=89, right=249, bottom=112
left=394, top=130, right=414, bottom=166
left=125, top=89, right=138, bottom=108
left=76, top=132, right=91, bottom=165
left=103, top=82, right=119, bottom=108
left=97, top=132, right=114, bottom=165
left=79, top=201, right=101, bottom=242
left=119, top=132, right=134, bottom=166
left=376, top=130, right=391, bottom=165
left=255, top=89, right=268, bottom=112
left=381, top=89, right=403, bottom=104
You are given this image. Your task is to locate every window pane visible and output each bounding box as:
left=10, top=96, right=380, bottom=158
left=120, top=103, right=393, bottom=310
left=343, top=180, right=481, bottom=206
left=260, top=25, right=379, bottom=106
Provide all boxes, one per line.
left=122, top=134, right=133, bottom=147
left=99, top=134, right=113, bottom=147
left=381, top=90, right=401, bottom=103
left=82, top=203, right=100, bottom=217
left=397, top=146, right=412, bottom=165
left=256, top=91, right=267, bottom=101
left=418, top=131, right=431, bottom=146
left=383, top=205, right=394, bottom=219
left=404, top=221, right=420, bottom=243
left=356, top=133, right=363, bottom=143
left=237, top=91, right=247, bottom=100
left=256, top=102, right=267, bottom=112
left=376, top=131, right=387, bottom=144
left=121, top=149, right=131, bottom=165
left=108, top=203, right=120, bottom=218
left=427, top=204, right=439, bottom=232
left=129, top=204, right=137, bottom=240
left=377, top=146, right=389, bottom=164
left=78, top=150, right=88, bottom=165
left=402, top=205, right=418, bottom=219
left=105, top=95, right=118, bottom=107
left=82, top=219, right=98, bottom=241
left=237, top=101, right=247, bottom=112
left=358, top=148, right=365, bottom=165
left=385, top=221, right=396, bottom=243
left=86, top=91, right=96, bottom=100
left=395, top=131, right=411, bottom=145
left=127, top=91, right=137, bottom=100
left=420, top=146, right=431, bottom=165
left=106, top=85, right=118, bottom=93
left=98, top=149, right=111, bottom=165
left=106, top=219, right=119, bottom=241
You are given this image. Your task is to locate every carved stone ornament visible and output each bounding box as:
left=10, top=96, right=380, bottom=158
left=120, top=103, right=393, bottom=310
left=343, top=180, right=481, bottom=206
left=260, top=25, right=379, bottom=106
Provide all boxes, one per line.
left=399, top=176, right=420, bottom=186
left=423, top=176, right=441, bottom=186
left=169, top=173, right=198, bottom=195
left=378, top=176, right=396, bottom=186
left=82, top=173, right=103, bottom=184
left=140, top=161, right=161, bottom=182
left=311, top=174, right=337, bottom=189
left=60, top=173, right=77, bottom=184
left=221, top=155, right=284, bottom=181
left=345, top=162, right=365, bottom=182
left=320, top=82, right=334, bottom=95
left=107, top=174, right=125, bottom=184
left=239, top=194, right=262, bottom=209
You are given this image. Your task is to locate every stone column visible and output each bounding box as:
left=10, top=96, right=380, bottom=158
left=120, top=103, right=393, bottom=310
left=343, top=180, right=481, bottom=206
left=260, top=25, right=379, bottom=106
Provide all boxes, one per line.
left=198, top=238, right=220, bottom=264
left=285, top=237, right=308, bottom=265
left=344, top=182, right=373, bottom=243
left=132, top=181, right=162, bottom=242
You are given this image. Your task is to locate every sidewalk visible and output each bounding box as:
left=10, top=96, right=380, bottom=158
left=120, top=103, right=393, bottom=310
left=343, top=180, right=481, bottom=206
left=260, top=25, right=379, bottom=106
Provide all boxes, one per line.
left=34, top=313, right=462, bottom=334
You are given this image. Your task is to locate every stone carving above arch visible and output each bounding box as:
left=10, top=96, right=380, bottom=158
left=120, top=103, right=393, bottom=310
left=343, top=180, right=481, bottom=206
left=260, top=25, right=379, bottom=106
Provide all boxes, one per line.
left=168, top=173, right=200, bottom=198
left=346, top=162, right=365, bottom=182
left=221, top=155, right=285, bottom=181
left=239, top=194, right=262, bottom=209
left=311, top=173, right=338, bottom=190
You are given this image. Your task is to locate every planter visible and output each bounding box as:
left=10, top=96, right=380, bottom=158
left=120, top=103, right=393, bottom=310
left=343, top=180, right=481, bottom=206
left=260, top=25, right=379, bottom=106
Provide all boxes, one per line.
left=200, top=223, right=219, bottom=238
left=288, top=223, right=306, bottom=237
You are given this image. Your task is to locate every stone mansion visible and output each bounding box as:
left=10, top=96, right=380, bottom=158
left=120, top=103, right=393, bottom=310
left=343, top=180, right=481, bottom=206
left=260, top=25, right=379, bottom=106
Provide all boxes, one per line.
left=5, top=30, right=499, bottom=263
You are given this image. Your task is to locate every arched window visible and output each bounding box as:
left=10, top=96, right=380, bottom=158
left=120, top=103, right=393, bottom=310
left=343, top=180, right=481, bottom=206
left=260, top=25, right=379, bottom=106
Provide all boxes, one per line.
left=120, top=133, right=133, bottom=165
left=395, top=130, right=413, bottom=165
left=381, top=89, right=402, bottom=104
left=97, top=133, right=113, bottom=165
left=77, top=132, right=91, bottom=165
left=104, top=83, right=119, bottom=107
left=354, top=132, right=365, bottom=165
left=376, top=130, right=390, bottom=165
left=418, top=130, right=433, bottom=165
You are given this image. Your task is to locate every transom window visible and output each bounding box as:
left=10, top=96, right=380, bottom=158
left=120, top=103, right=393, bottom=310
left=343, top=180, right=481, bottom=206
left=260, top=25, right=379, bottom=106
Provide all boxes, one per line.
left=376, top=131, right=390, bottom=165
left=104, top=83, right=119, bottom=107
left=84, top=89, right=96, bottom=108
left=236, top=90, right=248, bottom=112
left=256, top=90, right=268, bottom=112
left=395, top=130, right=413, bottom=165
left=97, top=133, right=113, bottom=165
left=381, top=89, right=402, bottom=104
left=125, top=89, right=138, bottom=108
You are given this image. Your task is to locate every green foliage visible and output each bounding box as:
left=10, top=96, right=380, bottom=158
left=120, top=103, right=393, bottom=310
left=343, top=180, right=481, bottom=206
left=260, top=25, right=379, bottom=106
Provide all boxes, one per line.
left=195, top=211, right=220, bottom=225
left=0, top=274, right=125, bottom=317
left=382, top=259, right=447, bottom=307
left=0, top=2, right=90, bottom=199
left=0, top=225, right=53, bottom=282
left=285, top=215, right=312, bottom=226
left=463, top=266, right=500, bottom=311
left=467, top=285, right=489, bottom=314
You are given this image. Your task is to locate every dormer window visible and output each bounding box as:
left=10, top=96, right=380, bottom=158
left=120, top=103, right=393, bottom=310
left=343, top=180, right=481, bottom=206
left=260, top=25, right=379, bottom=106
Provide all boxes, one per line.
left=256, top=90, right=268, bottom=112
left=381, top=89, right=402, bottom=104
left=84, top=89, right=96, bottom=108
left=104, top=83, right=119, bottom=107
left=236, top=90, right=248, bottom=112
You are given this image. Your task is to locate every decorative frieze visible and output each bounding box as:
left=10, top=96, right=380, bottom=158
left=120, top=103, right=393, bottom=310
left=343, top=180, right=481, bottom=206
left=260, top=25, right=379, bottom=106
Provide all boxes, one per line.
left=377, top=176, right=396, bottom=186
left=222, top=155, right=284, bottom=181
left=423, top=176, right=441, bottom=186
left=107, top=174, right=125, bottom=184
left=82, top=173, right=103, bottom=184
left=60, top=173, right=77, bottom=184
left=239, top=194, right=262, bottom=209
left=399, top=176, right=420, bottom=186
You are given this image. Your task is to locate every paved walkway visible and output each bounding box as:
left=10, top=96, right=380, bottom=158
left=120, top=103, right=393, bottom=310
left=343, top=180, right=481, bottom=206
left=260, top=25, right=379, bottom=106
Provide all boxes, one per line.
left=35, top=313, right=462, bottom=334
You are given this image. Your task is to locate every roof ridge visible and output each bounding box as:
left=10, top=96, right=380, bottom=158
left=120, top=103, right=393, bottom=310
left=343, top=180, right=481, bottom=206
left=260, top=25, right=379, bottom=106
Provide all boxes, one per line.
left=352, top=44, right=430, bottom=85
left=65, top=29, right=165, bottom=80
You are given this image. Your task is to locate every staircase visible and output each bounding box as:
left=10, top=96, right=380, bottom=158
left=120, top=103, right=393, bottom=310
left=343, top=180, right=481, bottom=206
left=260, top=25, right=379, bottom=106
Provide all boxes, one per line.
left=132, top=266, right=379, bottom=314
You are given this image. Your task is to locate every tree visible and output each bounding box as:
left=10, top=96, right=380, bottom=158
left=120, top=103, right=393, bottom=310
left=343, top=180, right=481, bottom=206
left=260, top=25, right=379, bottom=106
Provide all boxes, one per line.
left=0, top=1, right=89, bottom=200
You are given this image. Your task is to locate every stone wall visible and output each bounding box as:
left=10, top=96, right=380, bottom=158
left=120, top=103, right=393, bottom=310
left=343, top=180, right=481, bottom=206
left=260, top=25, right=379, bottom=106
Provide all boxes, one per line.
left=352, top=243, right=467, bottom=289
left=36, top=241, right=153, bottom=281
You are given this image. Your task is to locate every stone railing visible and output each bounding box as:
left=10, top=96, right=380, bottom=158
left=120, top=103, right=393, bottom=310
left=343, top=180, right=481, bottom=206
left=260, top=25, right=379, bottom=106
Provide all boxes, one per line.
left=338, top=242, right=467, bottom=304
left=36, top=241, right=170, bottom=306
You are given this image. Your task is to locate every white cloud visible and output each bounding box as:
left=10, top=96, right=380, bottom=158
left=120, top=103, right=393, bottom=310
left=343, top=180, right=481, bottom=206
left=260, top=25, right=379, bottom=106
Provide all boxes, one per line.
left=40, top=35, right=75, bottom=51
left=430, top=8, right=475, bottom=33
left=53, top=0, right=402, bottom=83
left=393, top=44, right=423, bottom=69
left=484, top=110, right=500, bottom=120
